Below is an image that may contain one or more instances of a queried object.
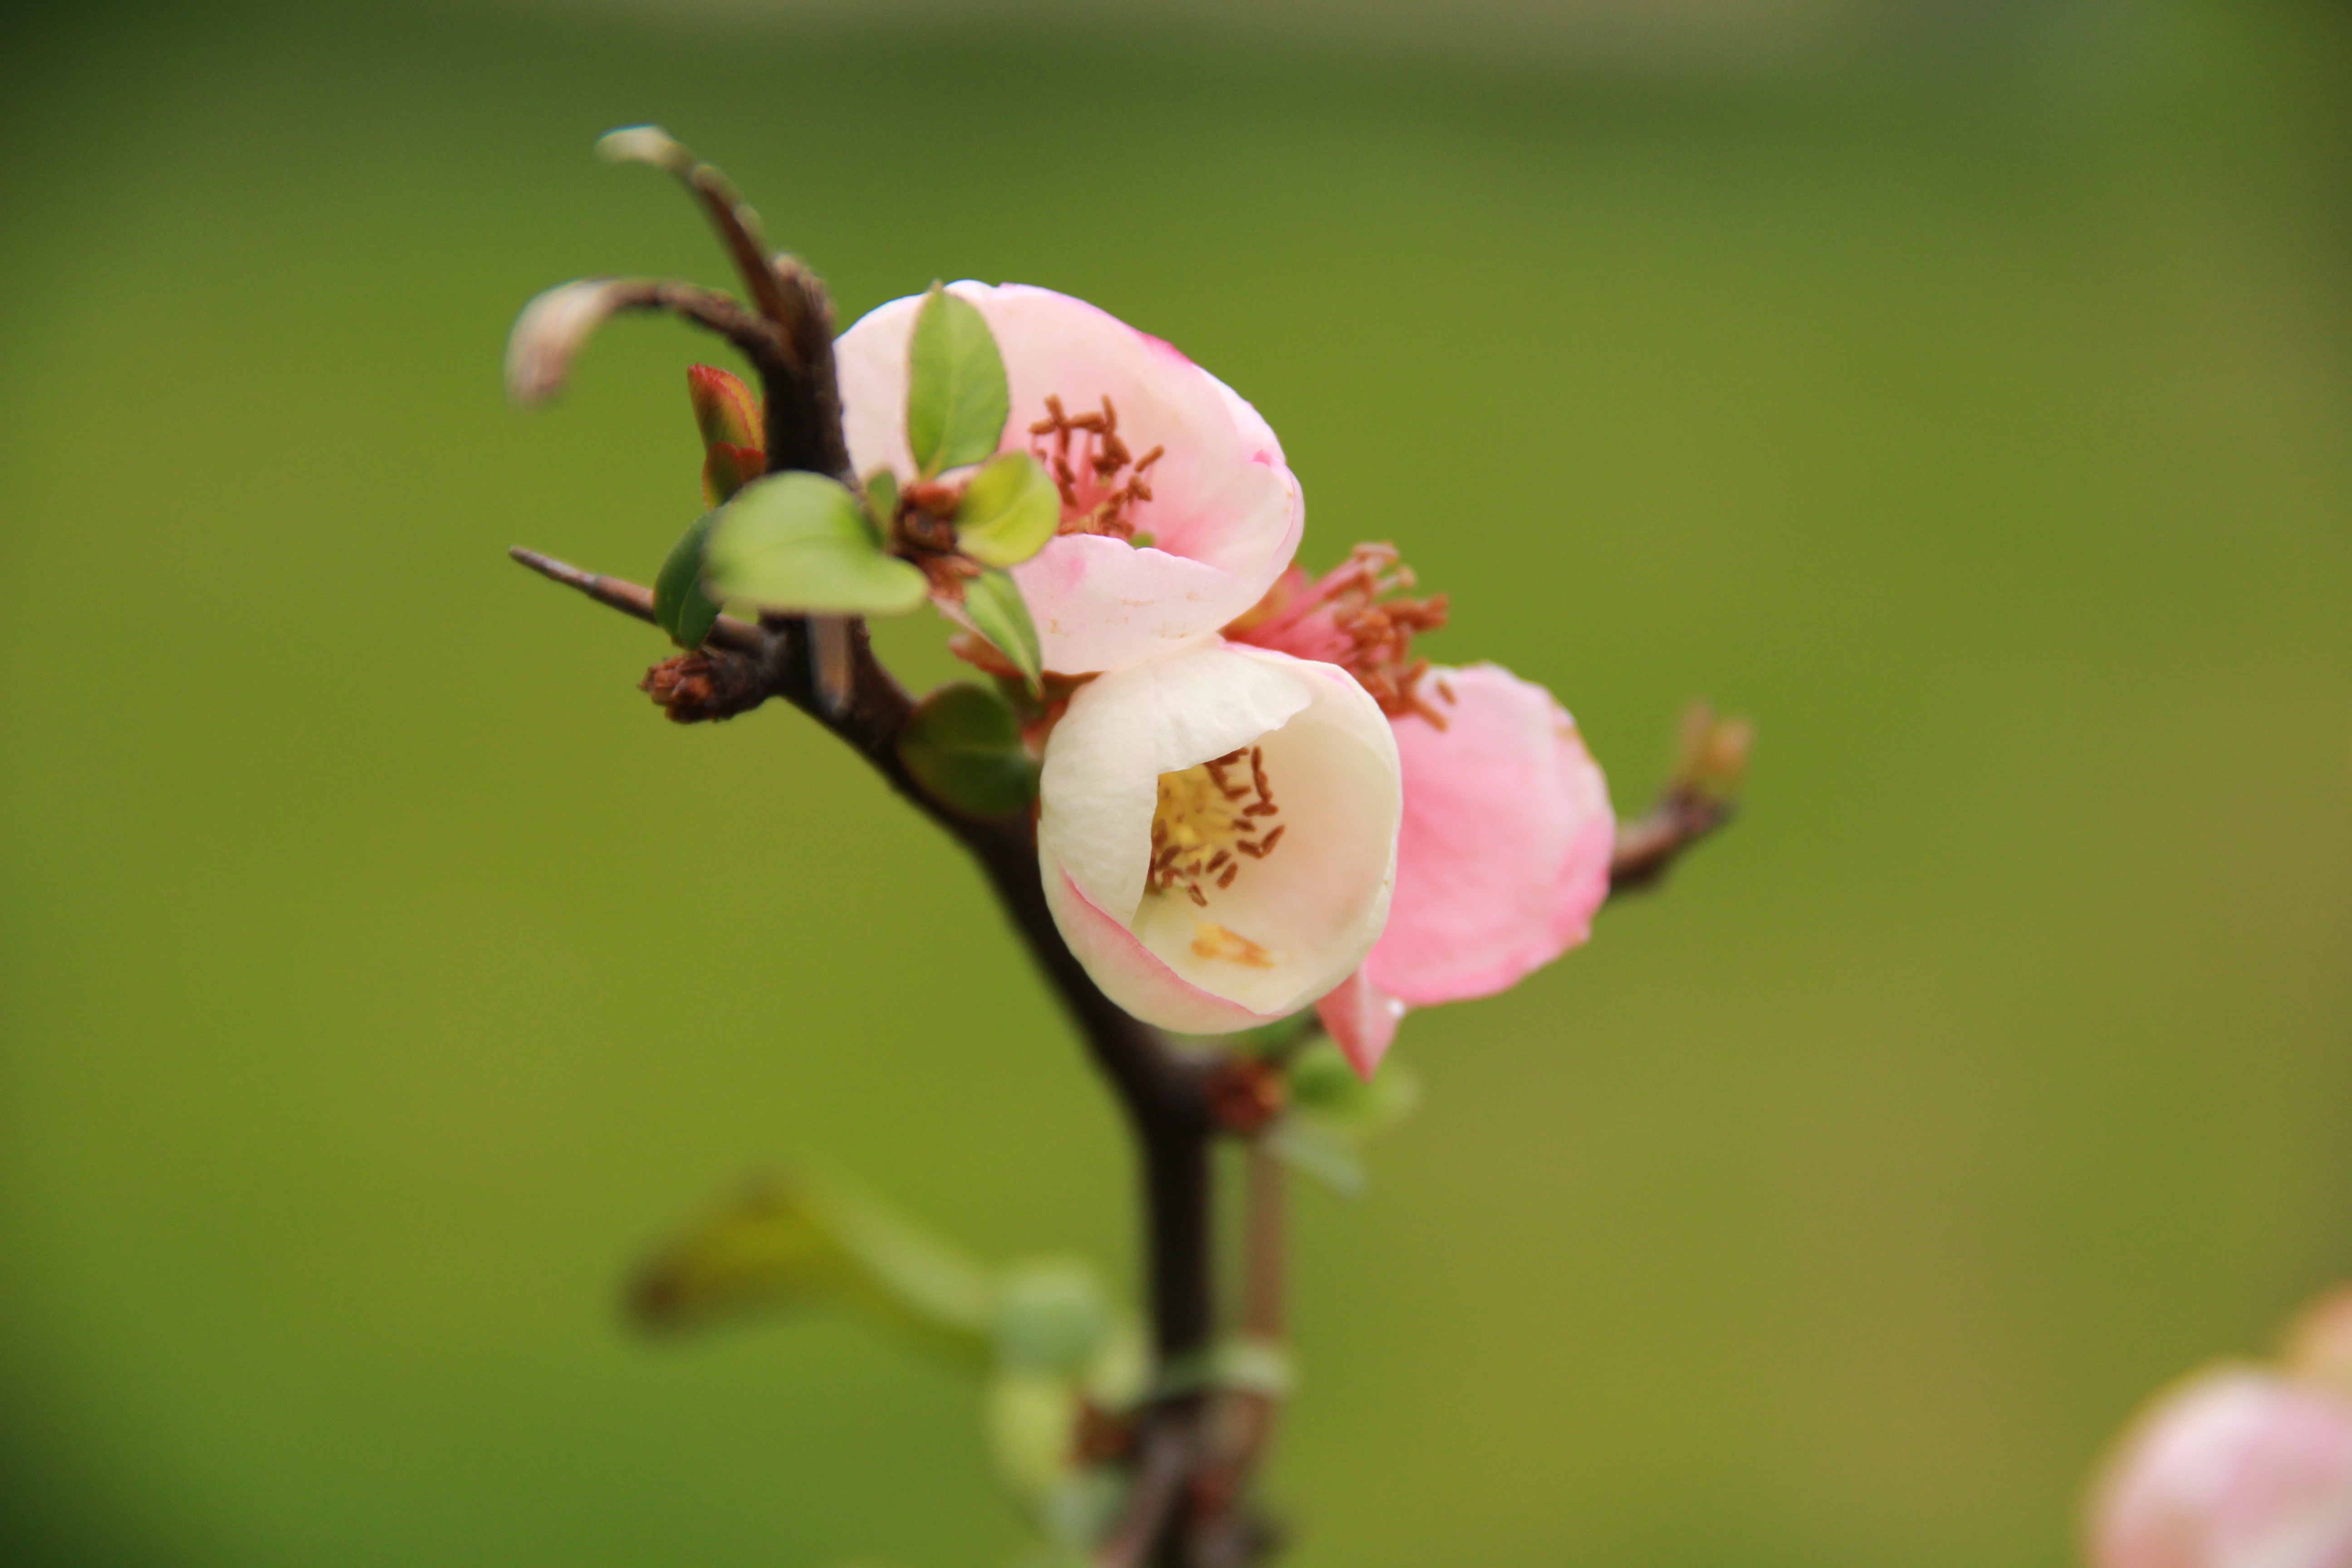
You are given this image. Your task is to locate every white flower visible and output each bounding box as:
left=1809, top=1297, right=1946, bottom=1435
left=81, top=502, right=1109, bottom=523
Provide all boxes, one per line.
left=1037, top=644, right=1401, bottom=1033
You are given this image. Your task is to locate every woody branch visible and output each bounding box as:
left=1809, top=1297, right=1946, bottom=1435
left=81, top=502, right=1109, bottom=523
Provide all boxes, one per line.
left=509, top=141, right=1732, bottom=1566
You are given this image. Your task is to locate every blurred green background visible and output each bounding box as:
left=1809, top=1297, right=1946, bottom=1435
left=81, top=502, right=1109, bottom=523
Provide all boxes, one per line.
left=3, top=0, right=2349, bottom=1563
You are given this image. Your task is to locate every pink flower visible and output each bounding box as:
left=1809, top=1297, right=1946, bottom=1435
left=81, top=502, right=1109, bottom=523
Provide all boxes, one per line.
left=1037, top=643, right=1401, bottom=1034
left=1230, top=550, right=1614, bottom=1077
left=835, top=283, right=1303, bottom=675
left=2088, top=1368, right=2352, bottom=1568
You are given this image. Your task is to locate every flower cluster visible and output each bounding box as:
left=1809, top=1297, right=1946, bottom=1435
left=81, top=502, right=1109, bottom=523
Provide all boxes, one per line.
left=830, top=283, right=1617, bottom=1073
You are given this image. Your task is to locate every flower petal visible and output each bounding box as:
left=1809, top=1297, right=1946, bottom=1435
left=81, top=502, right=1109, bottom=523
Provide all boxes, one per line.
left=1316, top=968, right=1406, bottom=1080
left=1361, top=663, right=1615, bottom=1007
left=837, top=283, right=1303, bottom=674
left=1038, top=644, right=1401, bottom=1030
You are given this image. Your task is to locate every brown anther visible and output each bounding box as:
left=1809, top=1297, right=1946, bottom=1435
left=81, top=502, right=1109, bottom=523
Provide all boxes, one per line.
left=1205, top=850, right=1230, bottom=874
left=1133, top=444, right=1164, bottom=473
left=1249, top=747, right=1270, bottom=799
left=1205, top=1054, right=1287, bottom=1136
left=1186, top=884, right=1208, bottom=907
left=1216, top=864, right=1238, bottom=888
left=1243, top=800, right=1279, bottom=817
left=1235, top=840, right=1264, bottom=859
left=1259, top=824, right=1286, bottom=854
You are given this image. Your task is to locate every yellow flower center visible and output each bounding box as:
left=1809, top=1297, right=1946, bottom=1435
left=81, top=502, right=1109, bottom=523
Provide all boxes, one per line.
left=1146, top=745, right=1286, bottom=911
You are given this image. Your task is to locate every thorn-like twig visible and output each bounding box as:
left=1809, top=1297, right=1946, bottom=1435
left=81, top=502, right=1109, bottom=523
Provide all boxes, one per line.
left=599, top=126, right=798, bottom=334
left=508, top=547, right=766, bottom=655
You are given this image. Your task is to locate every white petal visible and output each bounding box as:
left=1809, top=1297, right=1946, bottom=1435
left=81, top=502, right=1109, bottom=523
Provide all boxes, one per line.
left=1038, top=644, right=1402, bottom=1029
left=1040, top=645, right=1312, bottom=924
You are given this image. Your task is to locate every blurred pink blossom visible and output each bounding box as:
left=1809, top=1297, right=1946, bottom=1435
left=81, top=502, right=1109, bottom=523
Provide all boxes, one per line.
left=2090, top=1320, right=2352, bottom=1568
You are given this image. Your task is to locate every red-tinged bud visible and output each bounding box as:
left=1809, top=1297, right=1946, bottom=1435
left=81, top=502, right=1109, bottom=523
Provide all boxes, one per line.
left=703, top=441, right=764, bottom=507
left=688, top=364, right=762, bottom=450
left=687, top=365, right=765, bottom=504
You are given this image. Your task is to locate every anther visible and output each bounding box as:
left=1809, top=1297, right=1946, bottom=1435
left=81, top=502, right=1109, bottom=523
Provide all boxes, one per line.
left=1259, top=825, right=1286, bottom=854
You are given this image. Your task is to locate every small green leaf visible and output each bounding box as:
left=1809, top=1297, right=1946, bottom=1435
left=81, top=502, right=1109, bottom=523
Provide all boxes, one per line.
left=992, top=1260, right=1112, bottom=1377
left=985, top=1370, right=1082, bottom=1500
left=706, top=471, right=928, bottom=615
left=963, top=567, right=1044, bottom=694
left=906, top=282, right=1010, bottom=478
left=1286, top=1040, right=1422, bottom=1141
left=898, top=683, right=1038, bottom=818
left=862, top=467, right=900, bottom=547
left=954, top=451, right=1061, bottom=567
left=1212, top=1337, right=1296, bottom=1399
left=653, top=510, right=723, bottom=649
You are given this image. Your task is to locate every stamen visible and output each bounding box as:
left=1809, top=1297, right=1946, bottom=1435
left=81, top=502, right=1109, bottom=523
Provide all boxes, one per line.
left=1146, top=752, right=1286, bottom=906
left=1030, top=392, right=1159, bottom=541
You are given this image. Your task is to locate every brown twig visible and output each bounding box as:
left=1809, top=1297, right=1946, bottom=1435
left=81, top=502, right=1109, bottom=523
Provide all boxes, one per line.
left=1608, top=789, right=1736, bottom=894
left=508, top=546, right=766, bottom=655
left=1608, top=703, right=1750, bottom=896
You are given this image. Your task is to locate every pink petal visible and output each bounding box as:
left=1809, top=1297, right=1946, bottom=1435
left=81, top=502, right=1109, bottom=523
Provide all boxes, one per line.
left=1042, top=865, right=1288, bottom=1037
left=1360, top=664, right=1615, bottom=1008
left=1317, top=968, right=1406, bottom=1080
left=835, top=283, right=1302, bottom=674
left=2090, top=1369, right=2352, bottom=1568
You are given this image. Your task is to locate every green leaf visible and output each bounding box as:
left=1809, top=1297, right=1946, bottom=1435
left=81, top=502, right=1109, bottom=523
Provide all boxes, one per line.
left=627, top=1170, right=991, bottom=1364
left=954, top=451, right=1061, bottom=567
left=861, top=467, right=899, bottom=547
left=705, top=471, right=928, bottom=615
left=897, top=683, right=1038, bottom=818
left=906, top=282, right=1009, bottom=477
left=992, top=1260, right=1112, bottom=1377
left=985, top=1370, right=1082, bottom=1500
left=653, top=510, right=723, bottom=649
left=963, top=567, right=1044, bottom=695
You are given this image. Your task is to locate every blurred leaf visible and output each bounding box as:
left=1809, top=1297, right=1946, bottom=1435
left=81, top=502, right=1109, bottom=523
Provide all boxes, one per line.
left=907, top=282, right=1009, bottom=477
left=862, top=467, right=899, bottom=545
left=962, top=568, right=1043, bottom=695
left=1213, top=1336, right=1295, bottom=1399
left=652, top=510, right=722, bottom=649
left=992, top=1260, right=1112, bottom=1377
left=706, top=472, right=927, bottom=615
left=897, top=683, right=1037, bottom=819
left=985, top=1370, right=1080, bottom=1500
left=628, top=1171, right=990, bottom=1364
left=1286, top=1039, right=1422, bottom=1139
left=1035, top=1469, right=1126, bottom=1555
left=1264, top=1114, right=1366, bottom=1199
left=954, top=451, right=1060, bottom=567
